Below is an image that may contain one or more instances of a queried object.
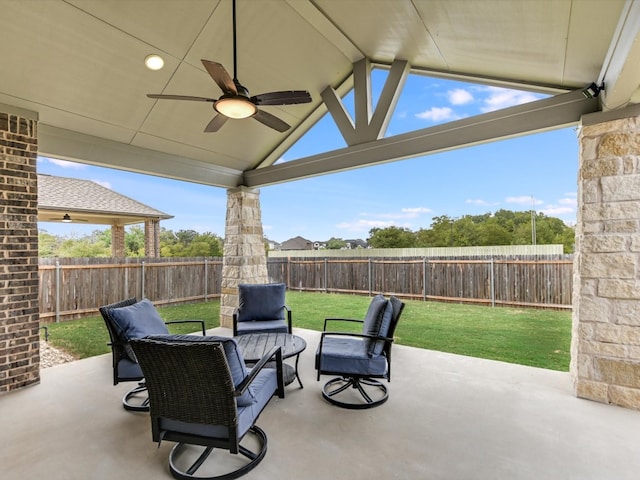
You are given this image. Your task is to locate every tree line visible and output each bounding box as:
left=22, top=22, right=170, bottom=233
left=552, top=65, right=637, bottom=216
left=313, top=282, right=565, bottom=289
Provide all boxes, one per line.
left=38, top=226, right=223, bottom=258
left=38, top=209, right=575, bottom=257
left=364, top=210, right=575, bottom=253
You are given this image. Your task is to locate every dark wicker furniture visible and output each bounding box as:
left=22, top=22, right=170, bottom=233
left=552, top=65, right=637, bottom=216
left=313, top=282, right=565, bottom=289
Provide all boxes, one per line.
left=315, top=295, right=405, bottom=409
left=232, top=283, right=292, bottom=336
left=99, top=298, right=206, bottom=411
left=130, top=335, right=285, bottom=480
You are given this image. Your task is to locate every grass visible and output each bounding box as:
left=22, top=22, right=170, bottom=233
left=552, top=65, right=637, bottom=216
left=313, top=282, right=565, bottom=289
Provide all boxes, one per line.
left=44, top=291, right=572, bottom=371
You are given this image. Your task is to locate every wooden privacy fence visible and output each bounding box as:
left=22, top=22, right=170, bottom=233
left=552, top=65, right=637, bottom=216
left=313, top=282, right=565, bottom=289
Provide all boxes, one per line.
left=267, top=255, right=574, bottom=310
left=39, top=254, right=573, bottom=322
left=39, top=257, right=223, bottom=322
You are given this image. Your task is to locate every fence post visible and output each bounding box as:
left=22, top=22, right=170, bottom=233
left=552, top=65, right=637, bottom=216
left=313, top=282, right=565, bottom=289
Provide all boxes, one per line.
left=423, top=257, right=427, bottom=302
left=55, top=260, right=60, bottom=323
left=323, top=257, right=328, bottom=293
left=490, top=257, right=495, bottom=307
left=141, top=261, right=145, bottom=299
left=204, top=258, right=208, bottom=301
left=368, top=258, right=372, bottom=296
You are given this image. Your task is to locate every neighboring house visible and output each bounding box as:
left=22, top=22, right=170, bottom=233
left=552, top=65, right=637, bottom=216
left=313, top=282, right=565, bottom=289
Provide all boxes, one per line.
left=313, top=241, right=326, bottom=250
left=345, top=239, right=368, bottom=249
left=264, top=237, right=280, bottom=251
left=37, top=174, right=173, bottom=257
left=280, top=236, right=313, bottom=250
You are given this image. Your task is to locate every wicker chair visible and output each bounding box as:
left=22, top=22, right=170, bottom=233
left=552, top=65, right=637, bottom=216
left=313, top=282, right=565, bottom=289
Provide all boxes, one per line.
left=315, top=295, right=405, bottom=409
left=130, top=335, right=285, bottom=480
left=99, top=298, right=206, bottom=411
left=232, top=283, right=292, bottom=336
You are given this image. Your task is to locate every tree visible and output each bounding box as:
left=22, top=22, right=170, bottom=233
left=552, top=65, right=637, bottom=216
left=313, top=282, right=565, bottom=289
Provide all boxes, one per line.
left=326, top=237, right=347, bottom=249
left=125, top=226, right=145, bottom=257
left=367, top=226, right=415, bottom=248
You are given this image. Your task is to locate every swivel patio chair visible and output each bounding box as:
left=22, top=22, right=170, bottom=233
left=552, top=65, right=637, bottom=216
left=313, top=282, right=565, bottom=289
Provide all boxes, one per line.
left=233, top=283, right=292, bottom=336
left=130, top=334, right=285, bottom=480
left=99, top=297, right=206, bottom=412
left=315, top=294, right=405, bottom=409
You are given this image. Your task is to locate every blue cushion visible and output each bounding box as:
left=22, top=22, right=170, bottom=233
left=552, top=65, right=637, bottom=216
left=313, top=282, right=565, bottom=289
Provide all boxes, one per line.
left=316, top=337, right=388, bottom=376
left=235, top=319, right=288, bottom=335
left=237, top=283, right=286, bottom=322
left=146, top=334, right=257, bottom=407
left=362, top=295, right=393, bottom=356
left=110, top=298, right=169, bottom=340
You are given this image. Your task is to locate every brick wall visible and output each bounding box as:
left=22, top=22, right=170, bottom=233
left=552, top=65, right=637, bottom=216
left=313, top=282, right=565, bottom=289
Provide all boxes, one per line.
left=111, top=225, right=125, bottom=257
left=0, top=111, right=40, bottom=393
left=144, top=219, right=159, bottom=257
left=572, top=108, right=640, bottom=409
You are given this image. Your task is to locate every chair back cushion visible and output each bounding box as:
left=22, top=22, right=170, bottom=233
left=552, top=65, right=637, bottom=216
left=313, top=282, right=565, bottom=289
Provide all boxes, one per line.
left=237, top=283, right=286, bottom=322
left=109, top=298, right=169, bottom=339
left=145, top=334, right=257, bottom=407
left=362, top=294, right=394, bottom=356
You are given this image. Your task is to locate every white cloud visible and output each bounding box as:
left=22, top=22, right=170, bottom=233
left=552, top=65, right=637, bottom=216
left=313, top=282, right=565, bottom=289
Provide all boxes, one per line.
left=401, top=207, right=432, bottom=216
left=415, top=106, right=458, bottom=122
left=448, top=88, right=474, bottom=105
left=539, top=206, right=574, bottom=216
left=506, top=196, right=544, bottom=205
left=335, top=219, right=395, bottom=232
left=558, top=197, right=577, bottom=207
left=480, top=87, right=540, bottom=112
left=92, top=179, right=111, bottom=189
left=361, top=207, right=431, bottom=220
left=466, top=199, right=500, bottom=206
left=40, top=158, right=86, bottom=169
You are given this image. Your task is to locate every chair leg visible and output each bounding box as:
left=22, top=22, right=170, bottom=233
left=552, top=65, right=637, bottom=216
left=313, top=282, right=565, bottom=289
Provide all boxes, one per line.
left=122, top=381, right=150, bottom=412
left=168, top=426, right=268, bottom=480
left=322, top=376, right=389, bottom=410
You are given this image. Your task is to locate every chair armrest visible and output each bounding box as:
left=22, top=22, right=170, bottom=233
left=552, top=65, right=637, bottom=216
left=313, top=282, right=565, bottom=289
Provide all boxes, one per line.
left=235, top=346, right=285, bottom=399
left=284, top=305, right=292, bottom=333
left=323, top=317, right=364, bottom=331
left=320, top=330, right=394, bottom=344
left=232, top=309, right=240, bottom=336
left=164, top=319, right=206, bottom=336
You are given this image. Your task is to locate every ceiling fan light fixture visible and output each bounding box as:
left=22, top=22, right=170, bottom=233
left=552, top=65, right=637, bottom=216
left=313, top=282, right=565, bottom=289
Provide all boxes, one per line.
left=215, top=96, right=257, bottom=119
left=62, top=214, right=72, bottom=223
left=144, top=54, right=165, bottom=71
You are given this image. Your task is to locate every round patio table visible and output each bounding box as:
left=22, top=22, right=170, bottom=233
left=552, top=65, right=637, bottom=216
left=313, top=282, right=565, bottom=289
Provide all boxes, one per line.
left=234, top=332, right=307, bottom=388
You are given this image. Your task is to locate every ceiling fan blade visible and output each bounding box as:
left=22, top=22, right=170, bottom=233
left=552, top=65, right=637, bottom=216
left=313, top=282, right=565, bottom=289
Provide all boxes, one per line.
left=204, top=114, right=228, bottom=133
left=253, top=109, right=290, bottom=132
left=147, top=94, right=215, bottom=102
left=201, top=60, right=237, bottom=95
left=251, top=91, right=312, bottom=105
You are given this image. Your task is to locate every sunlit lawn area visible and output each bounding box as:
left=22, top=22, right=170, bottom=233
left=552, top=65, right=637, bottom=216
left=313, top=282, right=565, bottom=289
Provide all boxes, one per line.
left=44, top=291, right=572, bottom=371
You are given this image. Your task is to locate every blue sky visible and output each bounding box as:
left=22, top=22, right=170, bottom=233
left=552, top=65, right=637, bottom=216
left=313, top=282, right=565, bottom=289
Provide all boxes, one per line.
left=37, top=70, right=579, bottom=243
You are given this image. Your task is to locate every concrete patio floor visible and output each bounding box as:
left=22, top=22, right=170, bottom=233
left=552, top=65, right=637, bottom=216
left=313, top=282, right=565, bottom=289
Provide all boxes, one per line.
left=2, top=326, right=640, bottom=480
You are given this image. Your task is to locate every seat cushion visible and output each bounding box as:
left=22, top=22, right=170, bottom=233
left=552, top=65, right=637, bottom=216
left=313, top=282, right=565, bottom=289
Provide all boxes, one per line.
left=237, top=283, right=286, bottom=322
left=146, top=334, right=257, bottom=407
left=316, top=337, right=388, bottom=377
left=362, top=295, right=393, bottom=356
left=235, top=319, right=288, bottom=335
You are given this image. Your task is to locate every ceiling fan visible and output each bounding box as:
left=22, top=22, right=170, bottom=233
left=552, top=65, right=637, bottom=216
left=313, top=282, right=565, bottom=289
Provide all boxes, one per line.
left=60, top=213, right=88, bottom=223
left=147, top=0, right=311, bottom=133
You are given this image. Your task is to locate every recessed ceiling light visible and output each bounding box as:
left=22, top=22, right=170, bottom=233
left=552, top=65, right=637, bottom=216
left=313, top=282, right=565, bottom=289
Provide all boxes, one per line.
left=145, top=54, right=164, bottom=71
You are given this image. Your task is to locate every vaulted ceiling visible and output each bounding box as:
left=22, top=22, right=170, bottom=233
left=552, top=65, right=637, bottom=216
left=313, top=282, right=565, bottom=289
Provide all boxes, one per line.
left=1, top=0, right=639, bottom=189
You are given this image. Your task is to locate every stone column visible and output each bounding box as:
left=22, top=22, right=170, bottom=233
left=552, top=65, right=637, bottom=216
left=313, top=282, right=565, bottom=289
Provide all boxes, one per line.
left=572, top=105, right=640, bottom=409
left=111, top=224, right=125, bottom=257
left=144, top=219, right=160, bottom=257
left=0, top=109, right=40, bottom=393
left=220, top=187, right=268, bottom=328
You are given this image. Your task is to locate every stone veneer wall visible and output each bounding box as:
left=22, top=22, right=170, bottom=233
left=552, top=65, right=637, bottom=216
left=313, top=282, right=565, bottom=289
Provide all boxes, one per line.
left=111, top=224, right=125, bottom=257
left=220, top=187, right=268, bottom=328
left=0, top=111, right=40, bottom=393
left=572, top=108, right=640, bottom=409
left=145, top=219, right=160, bottom=257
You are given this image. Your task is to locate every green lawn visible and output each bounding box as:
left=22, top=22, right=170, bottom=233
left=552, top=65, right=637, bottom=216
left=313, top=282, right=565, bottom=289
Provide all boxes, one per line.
left=44, top=291, right=572, bottom=371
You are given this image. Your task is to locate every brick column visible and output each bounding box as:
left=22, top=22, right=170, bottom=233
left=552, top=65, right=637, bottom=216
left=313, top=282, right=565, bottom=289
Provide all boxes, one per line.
left=572, top=105, right=640, bottom=409
left=0, top=109, right=40, bottom=393
left=144, top=219, right=160, bottom=257
left=220, top=187, right=268, bottom=328
left=111, top=224, right=125, bottom=257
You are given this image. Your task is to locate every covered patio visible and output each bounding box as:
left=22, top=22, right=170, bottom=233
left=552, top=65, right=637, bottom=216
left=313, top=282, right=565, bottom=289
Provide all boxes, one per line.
left=3, top=327, right=640, bottom=480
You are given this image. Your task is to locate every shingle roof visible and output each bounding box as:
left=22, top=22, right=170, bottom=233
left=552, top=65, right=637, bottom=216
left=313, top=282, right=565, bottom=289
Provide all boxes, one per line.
left=38, top=174, right=172, bottom=223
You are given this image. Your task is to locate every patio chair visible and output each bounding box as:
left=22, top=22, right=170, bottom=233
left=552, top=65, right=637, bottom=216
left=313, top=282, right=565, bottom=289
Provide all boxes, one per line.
left=130, top=334, right=285, bottom=480
left=315, top=294, right=405, bottom=409
left=99, top=297, right=206, bottom=412
left=233, top=283, right=292, bottom=336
